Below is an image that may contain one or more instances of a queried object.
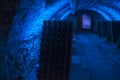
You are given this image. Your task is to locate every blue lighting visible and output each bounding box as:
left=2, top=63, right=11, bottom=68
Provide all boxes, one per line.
left=90, top=8, right=112, bottom=20
left=5, top=0, right=120, bottom=79
left=82, top=14, right=91, bottom=29
left=7, top=0, right=70, bottom=79
left=96, top=5, right=120, bottom=20
left=61, top=10, right=72, bottom=20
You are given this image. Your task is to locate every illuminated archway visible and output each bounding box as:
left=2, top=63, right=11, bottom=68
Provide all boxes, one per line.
left=82, top=14, right=91, bottom=29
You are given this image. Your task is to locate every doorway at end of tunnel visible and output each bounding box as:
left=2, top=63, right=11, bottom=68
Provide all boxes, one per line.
left=77, top=14, right=91, bottom=32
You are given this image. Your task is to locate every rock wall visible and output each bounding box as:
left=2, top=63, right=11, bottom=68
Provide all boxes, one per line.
left=6, top=0, right=69, bottom=79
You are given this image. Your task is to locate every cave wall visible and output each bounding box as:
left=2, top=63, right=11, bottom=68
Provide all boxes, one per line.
left=6, top=0, right=69, bottom=79
left=0, top=0, right=21, bottom=79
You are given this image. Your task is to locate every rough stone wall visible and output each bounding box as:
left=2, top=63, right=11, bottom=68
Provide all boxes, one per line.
left=6, top=0, right=69, bottom=79
left=0, top=0, right=21, bottom=79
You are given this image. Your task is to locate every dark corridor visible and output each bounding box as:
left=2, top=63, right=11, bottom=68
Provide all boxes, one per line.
left=38, top=20, right=120, bottom=80
left=0, top=0, right=120, bottom=80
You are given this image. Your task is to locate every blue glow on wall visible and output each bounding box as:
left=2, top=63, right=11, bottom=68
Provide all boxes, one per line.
left=5, top=0, right=120, bottom=79
left=7, top=0, right=69, bottom=79
left=96, top=5, right=120, bottom=20
left=90, top=8, right=112, bottom=20
left=61, top=10, right=72, bottom=20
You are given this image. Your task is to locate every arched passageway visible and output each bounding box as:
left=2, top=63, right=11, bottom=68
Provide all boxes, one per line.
left=0, top=0, right=120, bottom=80
left=70, top=11, right=120, bottom=80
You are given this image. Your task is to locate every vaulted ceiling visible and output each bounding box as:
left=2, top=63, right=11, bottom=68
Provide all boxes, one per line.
left=0, top=0, right=120, bottom=39
left=68, top=0, right=120, bottom=20
left=38, top=0, right=120, bottom=20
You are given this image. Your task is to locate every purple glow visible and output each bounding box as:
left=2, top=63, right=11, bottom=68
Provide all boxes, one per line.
left=82, top=14, right=91, bottom=29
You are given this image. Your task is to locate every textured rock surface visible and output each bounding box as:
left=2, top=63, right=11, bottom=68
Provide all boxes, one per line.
left=6, top=0, right=69, bottom=79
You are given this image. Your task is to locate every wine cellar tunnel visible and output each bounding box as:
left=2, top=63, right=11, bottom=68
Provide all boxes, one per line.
left=0, top=0, right=120, bottom=80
